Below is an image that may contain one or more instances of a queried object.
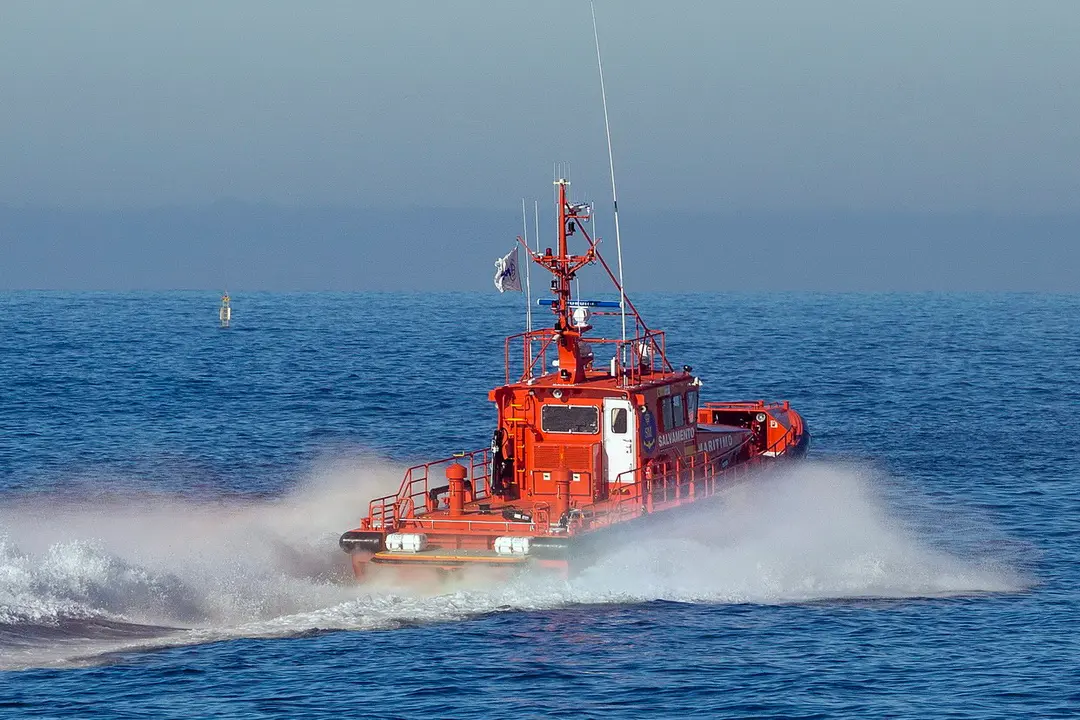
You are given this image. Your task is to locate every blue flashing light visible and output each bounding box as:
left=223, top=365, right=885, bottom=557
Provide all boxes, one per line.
left=536, top=299, right=622, bottom=309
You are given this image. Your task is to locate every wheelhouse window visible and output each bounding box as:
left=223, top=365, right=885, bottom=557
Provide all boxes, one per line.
left=660, top=393, right=688, bottom=431
left=542, top=405, right=599, bottom=434
left=672, top=394, right=685, bottom=428
left=686, top=390, right=699, bottom=423
left=660, top=397, right=674, bottom=431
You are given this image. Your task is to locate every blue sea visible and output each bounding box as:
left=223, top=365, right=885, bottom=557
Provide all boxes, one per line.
left=0, top=291, right=1077, bottom=719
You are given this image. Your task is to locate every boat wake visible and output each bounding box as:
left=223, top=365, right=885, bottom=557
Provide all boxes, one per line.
left=0, top=459, right=1026, bottom=669
left=574, top=461, right=1029, bottom=603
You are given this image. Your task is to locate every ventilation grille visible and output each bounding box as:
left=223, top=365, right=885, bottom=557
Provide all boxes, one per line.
left=533, top=444, right=594, bottom=470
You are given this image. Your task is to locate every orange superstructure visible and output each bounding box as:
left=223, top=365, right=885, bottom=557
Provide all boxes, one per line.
left=339, top=178, right=809, bottom=580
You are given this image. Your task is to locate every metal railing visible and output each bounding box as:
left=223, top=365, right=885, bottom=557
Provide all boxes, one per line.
left=504, top=328, right=674, bottom=385
left=578, top=422, right=800, bottom=530
left=366, top=448, right=492, bottom=532
left=365, top=418, right=801, bottom=535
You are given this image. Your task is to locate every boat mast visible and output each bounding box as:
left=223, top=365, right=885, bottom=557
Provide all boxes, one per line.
left=534, top=178, right=595, bottom=383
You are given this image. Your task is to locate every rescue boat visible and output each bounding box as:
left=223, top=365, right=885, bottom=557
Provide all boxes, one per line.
left=339, top=178, right=810, bottom=581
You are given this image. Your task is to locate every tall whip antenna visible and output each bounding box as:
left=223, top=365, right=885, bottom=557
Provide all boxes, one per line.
left=522, top=198, right=533, bottom=333
left=591, top=0, right=627, bottom=349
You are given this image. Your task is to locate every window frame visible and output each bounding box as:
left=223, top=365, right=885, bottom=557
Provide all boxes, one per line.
left=610, top=406, right=628, bottom=434
left=541, top=404, right=600, bottom=434
left=671, top=394, right=685, bottom=428
left=686, top=389, right=699, bottom=424
left=660, top=396, right=675, bottom=431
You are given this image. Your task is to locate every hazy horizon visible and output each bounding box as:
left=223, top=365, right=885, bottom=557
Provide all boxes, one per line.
left=3, top=203, right=1077, bottom=292
left=2, top=1, right=1078, bottom=290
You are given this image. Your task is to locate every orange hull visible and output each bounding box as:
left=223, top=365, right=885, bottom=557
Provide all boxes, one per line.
left=340, top=398, right=808, bottom=579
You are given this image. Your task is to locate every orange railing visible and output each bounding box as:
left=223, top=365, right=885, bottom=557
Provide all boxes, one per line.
left=365, top=420, right=801, bottom=534
left=366, top=448, right=492, bottom=532
left=594, top=436, right=755, bottom=527
left=504, top=328, right=674, bottom=386
left=578, top=421, right=800, bottom=530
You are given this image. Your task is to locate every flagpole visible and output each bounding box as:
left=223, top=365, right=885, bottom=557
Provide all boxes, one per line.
left=522, top=198, right=532, bottom=333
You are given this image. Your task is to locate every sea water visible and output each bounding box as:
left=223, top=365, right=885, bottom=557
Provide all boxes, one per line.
left=0, top=291, right=1076, bottom=718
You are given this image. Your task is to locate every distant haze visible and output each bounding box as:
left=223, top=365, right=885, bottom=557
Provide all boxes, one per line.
left=1, top=1, right=1078, bottom=290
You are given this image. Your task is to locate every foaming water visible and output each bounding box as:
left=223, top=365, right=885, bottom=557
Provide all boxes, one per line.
left=0, top=460, right=1023, bottom=669
left=0, top=457, right=400, bottom=667
left=573, top=462, right=1028, bottom=603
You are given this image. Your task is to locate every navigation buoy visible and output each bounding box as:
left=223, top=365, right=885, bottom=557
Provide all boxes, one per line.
left=219, top=292, right=232, bottom=328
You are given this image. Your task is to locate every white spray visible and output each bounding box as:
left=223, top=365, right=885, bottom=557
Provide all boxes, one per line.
left=0, top=460, right=1026, bottom=669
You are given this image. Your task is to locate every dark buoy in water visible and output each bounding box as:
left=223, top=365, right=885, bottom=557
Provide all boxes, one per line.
left=219, top=292, right=232, bottom=328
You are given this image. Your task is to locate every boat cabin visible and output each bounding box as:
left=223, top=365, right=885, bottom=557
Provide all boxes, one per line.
left=489, top=369, right=707, bottom=508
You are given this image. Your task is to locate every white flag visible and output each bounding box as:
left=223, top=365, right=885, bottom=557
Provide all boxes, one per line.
left=493, top=247, right=522, bottom=293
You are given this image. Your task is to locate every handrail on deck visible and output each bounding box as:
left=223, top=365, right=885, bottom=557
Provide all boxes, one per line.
left=365, top=412, right=802, bottom=533
left=366, top=447, right=491, bottom=532
left=582, top=421, right=800, bottom=528
left=504, top=328, right=674, bottom=385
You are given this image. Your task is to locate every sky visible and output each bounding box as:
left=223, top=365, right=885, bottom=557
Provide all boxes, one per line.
left=1, top=1, right=1078, bottom=290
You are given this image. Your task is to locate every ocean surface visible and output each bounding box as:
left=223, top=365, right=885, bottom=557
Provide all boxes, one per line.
left=0, top=291, right=1077, bottom=719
